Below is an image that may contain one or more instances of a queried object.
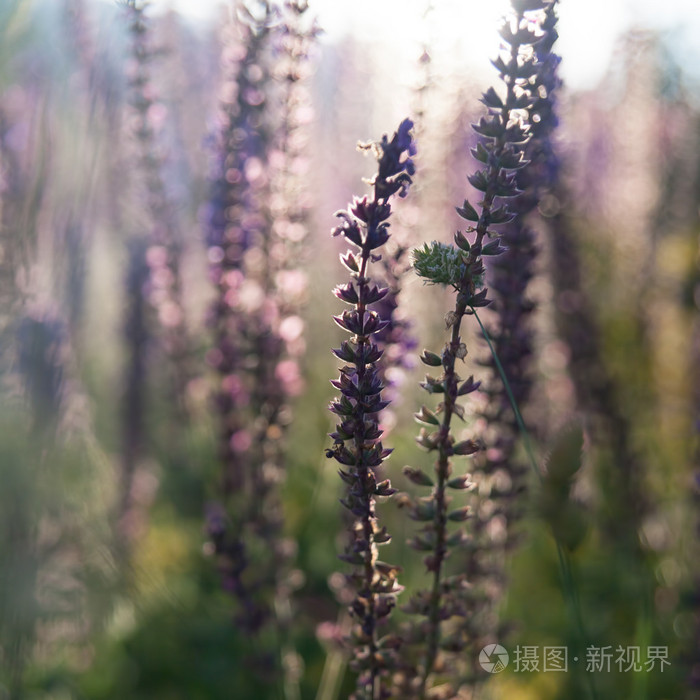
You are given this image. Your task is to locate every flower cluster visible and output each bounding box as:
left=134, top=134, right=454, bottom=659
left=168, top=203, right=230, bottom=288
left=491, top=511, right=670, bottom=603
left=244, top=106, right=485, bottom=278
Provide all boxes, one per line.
left=326, top=118, right=415, bottom=700
left=124, top=0, right=190, bottom=406
left=545, top=158, right=646, bottom=543
left=266, top=0, right=319, bottom=394
left=204, top=0, right=283, bottom=640
left=203, top=7, right=316, bottom=683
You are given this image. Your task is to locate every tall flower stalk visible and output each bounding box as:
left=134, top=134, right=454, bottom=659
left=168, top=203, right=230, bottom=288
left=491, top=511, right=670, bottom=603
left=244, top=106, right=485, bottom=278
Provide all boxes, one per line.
left=204, top=0, right=280, bottom=641
left=689, top=472, right=700, bottom=693
left=124, top=0, right=190, bottom=411
left=257, top=0, right=318, bottom=486
left=204, top=4, right=316, bottom=687
left=0, top=97, right=50, bottom=357
left=689, top=239, right=700, bottom=693
left=547, top=189, right=648, bottom=546
left=467, top=0, right=561, bottom=668
left=116, top=0, right=194, bottom=547
left=117, top=238, right=150, bottom=547
left=326, top=118, right=415, bottom=700
left=1, top=307, right=68, bottom=695
left=405, top=2, right=556, bottom=695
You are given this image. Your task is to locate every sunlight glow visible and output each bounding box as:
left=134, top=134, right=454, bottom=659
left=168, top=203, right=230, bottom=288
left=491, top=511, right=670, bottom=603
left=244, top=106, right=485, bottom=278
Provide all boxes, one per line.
left=142, top=0, right=700, bottom=90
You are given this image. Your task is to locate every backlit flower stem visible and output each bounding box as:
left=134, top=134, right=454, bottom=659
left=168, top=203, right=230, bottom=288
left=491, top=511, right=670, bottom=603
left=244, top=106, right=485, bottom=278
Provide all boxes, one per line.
left=419, top=293, right=467, bottom=696
left=327, top=119, right=415, bottom=700
left=467, top=1, right=561, bottom=674
left=341, top=223, right=387, bottom=700
left=410, top=3, right=555, bottom=695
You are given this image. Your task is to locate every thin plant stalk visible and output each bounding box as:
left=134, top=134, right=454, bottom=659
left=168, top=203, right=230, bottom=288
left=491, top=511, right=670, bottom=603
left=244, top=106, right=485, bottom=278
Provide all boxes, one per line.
left=407, top=4, right=566, bottom=696
left=474, top=306, right=599, bottom=700
left=326, top=118, right=416, bottom=699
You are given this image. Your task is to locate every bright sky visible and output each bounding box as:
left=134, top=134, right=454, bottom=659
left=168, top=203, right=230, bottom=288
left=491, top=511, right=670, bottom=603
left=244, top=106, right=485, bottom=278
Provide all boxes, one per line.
left=141, top=0, right=700, bottom=90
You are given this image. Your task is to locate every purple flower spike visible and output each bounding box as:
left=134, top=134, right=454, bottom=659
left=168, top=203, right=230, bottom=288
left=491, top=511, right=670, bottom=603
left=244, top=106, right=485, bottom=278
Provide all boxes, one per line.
left=328, top=119, right=415, bottom=700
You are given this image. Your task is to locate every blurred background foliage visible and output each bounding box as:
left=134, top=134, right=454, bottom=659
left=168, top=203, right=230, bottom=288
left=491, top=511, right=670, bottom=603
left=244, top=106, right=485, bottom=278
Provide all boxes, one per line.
left=0, top=1, right=699, bottom=699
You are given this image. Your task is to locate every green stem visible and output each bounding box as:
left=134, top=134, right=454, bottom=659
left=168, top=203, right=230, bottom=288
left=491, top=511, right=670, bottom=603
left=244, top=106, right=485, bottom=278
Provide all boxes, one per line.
left=418, top=296, right=468, bottom=698
left=472, top=307, right=599, bottom=700
left=316, top=611, right=351, bottom=700
left=471, top=307, right=542, bottom=486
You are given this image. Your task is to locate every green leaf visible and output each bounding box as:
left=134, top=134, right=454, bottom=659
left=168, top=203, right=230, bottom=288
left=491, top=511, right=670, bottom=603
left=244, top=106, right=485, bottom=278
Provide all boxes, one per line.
left=453, top=439, right=481, bottom=456
left=471, top=141, right=491, bottom=164
left=414, top=406, right=440, bottom=427
left=445, top=529, right=469, bottom=547
left=416, top=428, right=440, bottom=451
left=403, top=466, right=434, bottom=487
left=420, top=375, right=445, bottom=394
left=420, top=350, right=443, bottom=366
left=454, top=230, right=471, bottom=252
left=408, top=534, right=435, bottom=551
left=482, top=240, right=507, bottom=256
left=447, top=474, right=475, bottom=490
left=409, top=498, right=436, bottom=522
left=447, top=506, right=472, bottom=522
left=456, top=199, right=479, bottom=222
left=545, top=422, right=585, bottom=484
left=554, top=501, right=588, bottom=552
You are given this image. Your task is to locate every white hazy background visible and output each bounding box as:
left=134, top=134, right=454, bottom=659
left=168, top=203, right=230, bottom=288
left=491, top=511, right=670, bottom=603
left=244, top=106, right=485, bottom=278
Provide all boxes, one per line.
left=133, top=0, right=700, bottom=91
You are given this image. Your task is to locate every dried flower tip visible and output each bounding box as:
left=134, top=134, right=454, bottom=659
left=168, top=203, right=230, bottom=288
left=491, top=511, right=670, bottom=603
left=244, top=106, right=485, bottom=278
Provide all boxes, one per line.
left=414, top=406, right=440, bottom=427
left=452, top=439, right=483, bottom=456
left=402, top=466, right=435, bottom=487
left=445, top=311, right=458, bottom=329
left=446, top=474, right=476, bottom=490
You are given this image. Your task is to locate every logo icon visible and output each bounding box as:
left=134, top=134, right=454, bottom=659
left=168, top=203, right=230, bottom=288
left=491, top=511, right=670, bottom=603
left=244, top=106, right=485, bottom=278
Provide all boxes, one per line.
left=479, top=644, right=509, bottom=673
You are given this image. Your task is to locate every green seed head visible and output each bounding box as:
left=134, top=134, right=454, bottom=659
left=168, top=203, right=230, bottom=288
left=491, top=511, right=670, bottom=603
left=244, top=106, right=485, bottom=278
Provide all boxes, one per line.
left=412, top=240, right=485, bottom=290
left=411, top=241, right=466, bottom=287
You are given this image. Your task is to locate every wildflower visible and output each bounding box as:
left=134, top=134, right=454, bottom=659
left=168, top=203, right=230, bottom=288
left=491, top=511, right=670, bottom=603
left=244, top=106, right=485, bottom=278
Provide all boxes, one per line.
left=400, top=2, right=559, bottom=696
left=327, top=118, right=415, bottom=700
left=204, top=0, right=281, bottom=638
left=468, top=0, right=562, bottom=674
left=123, top=0, right=190, bottom=409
